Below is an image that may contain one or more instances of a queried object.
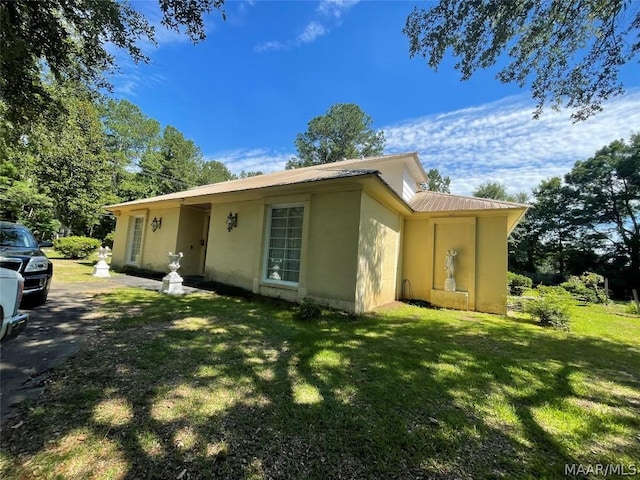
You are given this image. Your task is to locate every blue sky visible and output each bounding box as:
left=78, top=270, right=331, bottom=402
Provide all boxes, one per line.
left=111, top=0, right=640, bottom=196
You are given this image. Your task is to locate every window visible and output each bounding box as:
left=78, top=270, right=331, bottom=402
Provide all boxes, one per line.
left=265, top=205, right=304, bottom=284
left=127, top=216, right=144, bottom=265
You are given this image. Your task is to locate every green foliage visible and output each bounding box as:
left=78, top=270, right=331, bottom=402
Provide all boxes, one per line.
left=287, top=103, right=385, bottom=169
left=295, top=298, right=322, bottom=321
left=103, top=231, right=115, bottom=249
left=424, top=168, right=451, bottom=193
left=626, top=301, right=640, bottom=316
left=565, top=135, right=640, bottom=286
left=0, top=0, right=225, bottom=132
left=507, top=272, right=533, bottom=296
left=524, top=286, right=573, bottom=330
left=403, top=0, right=637, bottom=120
left=53, top=236, right=101, bottom=259
left=560, top=272, right=607, bottom=304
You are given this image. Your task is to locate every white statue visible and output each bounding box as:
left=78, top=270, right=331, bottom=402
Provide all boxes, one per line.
left=161, top=252, right=185, bottom=295
left=92, top=246, right=111, bottom=278
left=444, top=249, right=457, bottom=292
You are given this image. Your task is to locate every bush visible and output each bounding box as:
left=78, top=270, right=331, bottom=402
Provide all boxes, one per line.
left=524, top=286, right=573, bottom=330
left=560, top=272, right=607, bottom=304
left=103, top=231, right=115, bottom=249
left=627, top=301, right=640, bottom=316
left=296, top=298, right=322, bottom=320
left=53, top=236, right=101, bottom=259
left=508, top=272, right=533, bottom=296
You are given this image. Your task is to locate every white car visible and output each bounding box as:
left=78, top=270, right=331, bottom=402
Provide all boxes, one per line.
left=0, top=267, right=29, bottom=341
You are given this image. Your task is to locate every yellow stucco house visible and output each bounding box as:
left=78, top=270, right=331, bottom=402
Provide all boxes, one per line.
left=105, top=153, right=527, bottom=314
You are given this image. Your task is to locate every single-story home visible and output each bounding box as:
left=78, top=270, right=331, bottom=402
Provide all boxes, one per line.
left=105, top=153, right=527, bottom=314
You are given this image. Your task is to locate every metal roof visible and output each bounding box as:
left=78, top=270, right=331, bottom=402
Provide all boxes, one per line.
left=409, top=190, right=528, bottom=212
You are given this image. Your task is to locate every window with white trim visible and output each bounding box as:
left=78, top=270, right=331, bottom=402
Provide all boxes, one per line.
left=127, top=216, right=144, bottom=265
left=265, top=205, right=304, bottom=284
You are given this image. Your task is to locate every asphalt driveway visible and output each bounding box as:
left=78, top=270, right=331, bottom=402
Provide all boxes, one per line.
left=0, top=274, right=202, bottom=422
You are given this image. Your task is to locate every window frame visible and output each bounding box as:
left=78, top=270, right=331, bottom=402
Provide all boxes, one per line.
left=262, top=203, right=305, bottom=287
left=126, top=215, right=146, bottom=266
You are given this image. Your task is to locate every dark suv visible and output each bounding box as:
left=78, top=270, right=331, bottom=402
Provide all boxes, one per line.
left=0, top=222, right=53, bottom=306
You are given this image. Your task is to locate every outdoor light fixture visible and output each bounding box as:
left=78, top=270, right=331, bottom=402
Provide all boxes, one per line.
left=151, top=216, right=162, bottom=232
left=226, top=212, right=238, bottom=232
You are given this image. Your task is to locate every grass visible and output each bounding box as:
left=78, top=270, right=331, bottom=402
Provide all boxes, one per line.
left=45, top=250, right=119, bottom=284
left=1, top=273, right=639, bottom=479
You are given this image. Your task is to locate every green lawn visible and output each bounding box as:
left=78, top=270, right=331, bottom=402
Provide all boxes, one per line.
left=1, top=276, right=639, bottom=479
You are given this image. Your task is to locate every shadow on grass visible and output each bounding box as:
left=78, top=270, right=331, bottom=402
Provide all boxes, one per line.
left=1, top=291, right=639, bottom=479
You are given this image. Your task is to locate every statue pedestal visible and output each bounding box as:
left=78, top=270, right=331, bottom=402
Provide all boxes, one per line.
left=92, top=246, right=111, bottom=278
left=431, top=289, right=469, bottom=311
left=160, top=252, right=185, bottom=295
left=161, top=271, right=184, bottom=295
left=92, top=260, right=111, bottom=278
left=444, top=278, right=456, bottom=292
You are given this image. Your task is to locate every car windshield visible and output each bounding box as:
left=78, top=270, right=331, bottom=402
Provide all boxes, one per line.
left=0, top=225, right=39, bottom=248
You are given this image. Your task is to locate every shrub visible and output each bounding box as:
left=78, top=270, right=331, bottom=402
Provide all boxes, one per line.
left=507, top=272, right=533, bottom=296
left=53, top=236, right=101, bottom=259
left=524, top=286, right=573, bottom=330
left=560, top=272, right=606, bottom=304
left=627, top=301, right=640, bottom=316
left=103, top=231, right=115, bottom=249
left=296, top=298, right=322, bottom=320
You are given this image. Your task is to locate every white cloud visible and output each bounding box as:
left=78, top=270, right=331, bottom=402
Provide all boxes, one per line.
left=254, top=40, right=289, bottom=53
left=317, top=0, right=361, bottom=19
left=255, top=0, right=359, bottom=52
left=382, top=90, right=640, bottom=196
left=298, top=21, right=326, bottom=44
left=205, top=148, right=293, bottom=175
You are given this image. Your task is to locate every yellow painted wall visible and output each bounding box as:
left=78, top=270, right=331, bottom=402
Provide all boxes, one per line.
left=475, top=216, right=508, bottom=314
left=401, top=219, right=431, bottom=301
left=205, top=201, right=264, bottom=291
left=111, top=213, right=130, bottom=268
left=176, top=206, right=209, bottom=276
left=110, top=207, right=180, bottom=271
left=356, top=192, right=402, bottom=312
left=305, top=190, right=361, bottom=309
left=136, top=207, right=180, bottom=272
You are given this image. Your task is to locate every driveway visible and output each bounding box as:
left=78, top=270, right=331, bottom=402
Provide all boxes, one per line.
left=0, top=274, right=202, bottom=422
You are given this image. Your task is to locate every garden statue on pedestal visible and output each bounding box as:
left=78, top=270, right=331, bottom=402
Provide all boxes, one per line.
left=161, top=252, right=184, bottom=295
left=92, top=246, right=111, bottom=278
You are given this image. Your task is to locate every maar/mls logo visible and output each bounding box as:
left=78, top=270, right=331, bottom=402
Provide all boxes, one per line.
left=564, top=464, right=638, bottom=476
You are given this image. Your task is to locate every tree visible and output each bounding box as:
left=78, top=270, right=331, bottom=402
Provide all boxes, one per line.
left=101, top=99, right=161, bottom=201
left=138, top=125, right=205, bottom=196
left=29, top=83, right=114, bottom=235
left=403, top=0, right=640, bottom=121
left=565, top=134, right=640, bottom=285
left=424, top=168, right=451, bottom=193
left=199, top=160, right=235, bottom=185
left=287, top=103, right=385, bottom=169
left=0, top=0, right=225, bottom=131
left=473, top=181, right=509, bottom=200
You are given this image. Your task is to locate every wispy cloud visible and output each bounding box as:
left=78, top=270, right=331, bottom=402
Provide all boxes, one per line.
left=255, top=0, right=360, bottom=52
left=383, top=90, right=640, bottom=196
left=205, top=148, right=293, bottom=175
left=211, top=91, right=640, bottom=198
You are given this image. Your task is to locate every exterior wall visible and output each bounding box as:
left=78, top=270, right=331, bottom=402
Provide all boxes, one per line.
left=401, top=219, right=431, bottom=301
left=205, top=201, right=265, bottom=292
left=203, top=189, right=362, bottom=312
left=136, top=207, right=180, bottom=272
left=176, top=206, right=209, bottom=276
left=304, top=190, right=361, bottom=311
left=111, top=207, right=180, bottom=271
left=401, top=215, right=509, bottom=314
left=475, top=216, right=508, bottom=314
left=373, top=163, right=404, bottom=198
left=355, top=192, right=402, bottom=312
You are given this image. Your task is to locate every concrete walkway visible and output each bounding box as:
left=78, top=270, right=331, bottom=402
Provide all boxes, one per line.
left=0, top=272, right=207, bottom=422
